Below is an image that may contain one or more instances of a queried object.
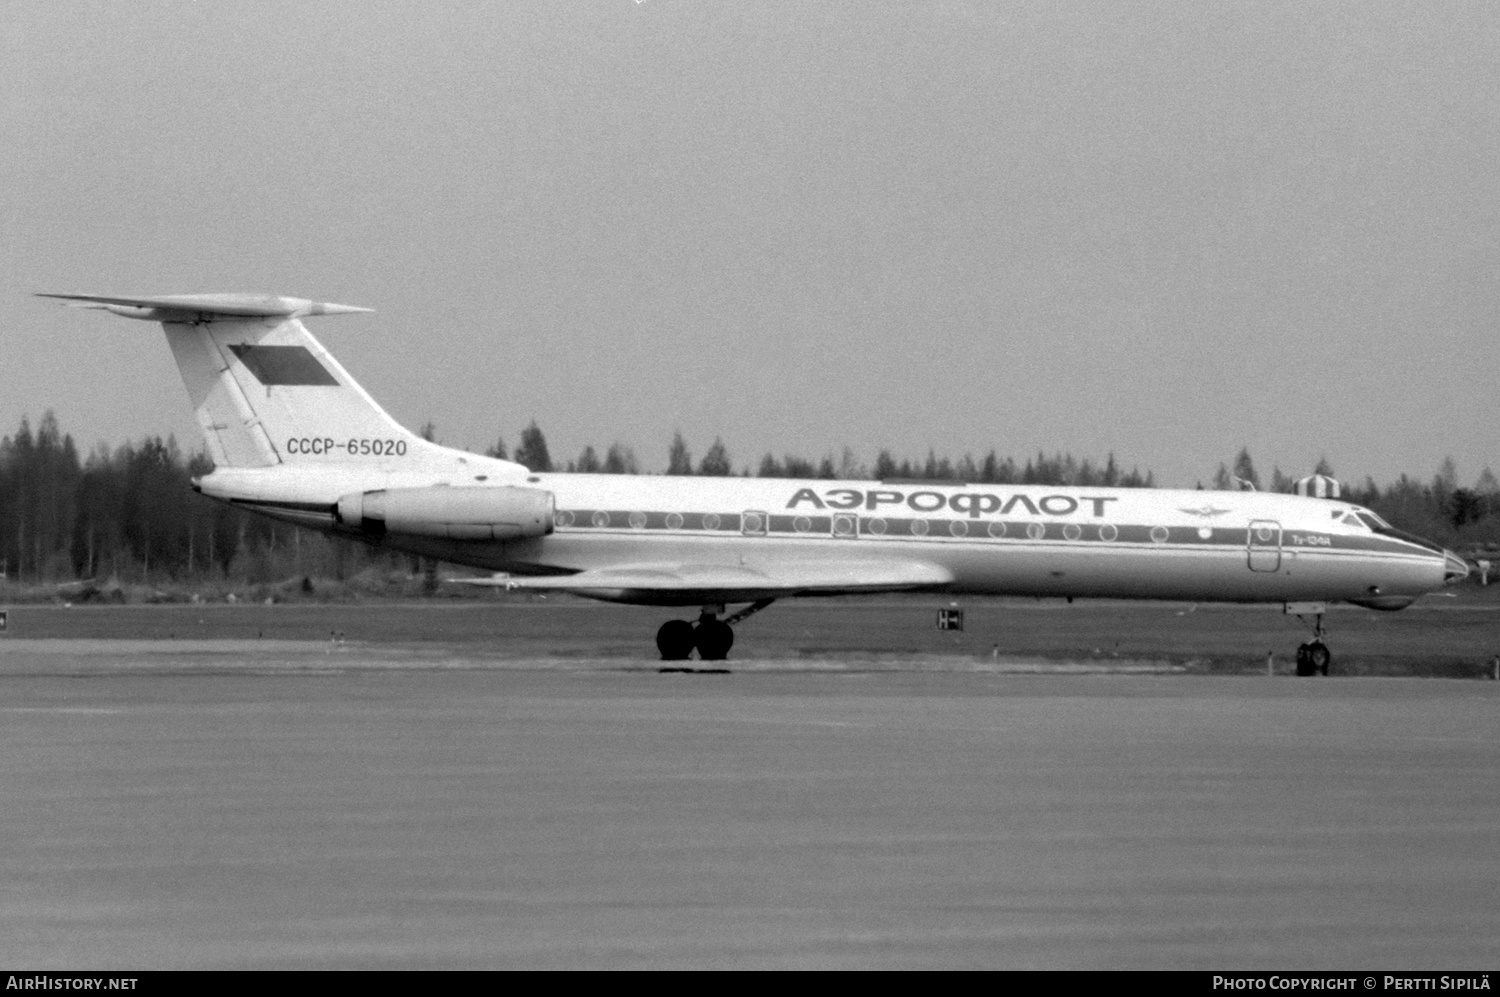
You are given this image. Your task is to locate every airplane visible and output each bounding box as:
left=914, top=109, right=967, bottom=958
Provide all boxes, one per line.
left=39, top=292, right=1469, bottom=670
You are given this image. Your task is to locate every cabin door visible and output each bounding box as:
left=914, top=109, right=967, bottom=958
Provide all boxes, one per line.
left=1247, top=520, right=1282, bottom=572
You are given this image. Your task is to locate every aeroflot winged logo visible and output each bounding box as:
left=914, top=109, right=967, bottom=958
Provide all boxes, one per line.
left=786, top=487, right=1119, bottom=518
left=1178, top=504, right=1232, bottom=519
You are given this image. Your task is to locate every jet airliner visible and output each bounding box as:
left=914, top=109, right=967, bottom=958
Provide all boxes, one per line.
left=40, top=292, right=1468, bottom=668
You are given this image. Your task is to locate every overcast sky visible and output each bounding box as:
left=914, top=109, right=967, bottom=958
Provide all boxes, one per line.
left=4, top=1, right=1498, bottom=487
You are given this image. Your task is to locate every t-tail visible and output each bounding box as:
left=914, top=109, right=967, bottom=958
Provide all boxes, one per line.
left=37, top=293, right=522, bottom=478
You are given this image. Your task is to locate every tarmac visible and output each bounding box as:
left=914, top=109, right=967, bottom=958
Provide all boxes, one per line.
left=1, top=637, right=1497, bottom=968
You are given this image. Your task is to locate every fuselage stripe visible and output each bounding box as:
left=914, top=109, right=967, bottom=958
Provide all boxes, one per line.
left=551, top=509, right=1425, bottom=557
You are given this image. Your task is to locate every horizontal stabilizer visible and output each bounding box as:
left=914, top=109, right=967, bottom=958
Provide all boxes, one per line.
left=452, top=560, right=954, bottom=605
left=37, top=293, right=372, bottom=321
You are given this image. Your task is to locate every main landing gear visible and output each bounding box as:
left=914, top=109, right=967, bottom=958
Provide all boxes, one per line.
left=655, top=599, right=775, bottom=664
left=1293, top=609, right=1332, bottom=677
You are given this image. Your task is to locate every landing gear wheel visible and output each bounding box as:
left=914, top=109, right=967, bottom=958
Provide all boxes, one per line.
left=694, top=619, right=734, bottom=661
left=656, top=620, right=696, bottom=661
left=1292, top=610, right=1332, bottom=677
left=1295, top=641, right=1332, bottom=676
left=1295, top=643, right=1313, bottom=676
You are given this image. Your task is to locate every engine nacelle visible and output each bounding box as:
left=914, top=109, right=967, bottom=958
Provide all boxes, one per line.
left=335, top=485, right=554, bottom=540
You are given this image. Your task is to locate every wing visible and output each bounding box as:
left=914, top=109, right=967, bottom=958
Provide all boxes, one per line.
left=451, top=559, right=955, bottom=606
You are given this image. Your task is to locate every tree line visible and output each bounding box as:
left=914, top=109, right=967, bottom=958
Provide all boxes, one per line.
left=486, top=422, right=1156, bottom=487
left=2, top=412, right=1494, bottom=585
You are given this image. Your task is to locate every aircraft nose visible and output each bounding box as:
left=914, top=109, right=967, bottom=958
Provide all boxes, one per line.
left=1444, top=550, right=1469, bottom=584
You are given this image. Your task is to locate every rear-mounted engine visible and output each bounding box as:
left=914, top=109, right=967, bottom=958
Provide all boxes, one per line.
left=335, top=485, right=554, bottom=540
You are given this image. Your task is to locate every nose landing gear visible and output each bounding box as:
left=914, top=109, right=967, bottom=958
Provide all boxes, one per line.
left=1290, top=606, right=1332, bottom=676
left=654, top=599, right=775, bottom=665
left=1296, top=639, right=1331, bottom=676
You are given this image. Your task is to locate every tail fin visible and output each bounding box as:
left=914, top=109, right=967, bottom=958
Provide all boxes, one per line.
left=40, top=293, right=508, bottom=474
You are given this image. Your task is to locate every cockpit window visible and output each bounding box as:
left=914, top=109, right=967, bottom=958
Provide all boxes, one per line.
left=1341, top=513, right=1368, bottom=529
left=1347, top=508, right=1444, bottom=553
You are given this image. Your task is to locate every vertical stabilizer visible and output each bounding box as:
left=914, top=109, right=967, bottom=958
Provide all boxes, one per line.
left=39, top=293, right=524, bottom=476
left=161, top=312, right=435, bottom=469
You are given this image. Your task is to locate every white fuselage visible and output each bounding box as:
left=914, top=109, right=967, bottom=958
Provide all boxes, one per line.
left=199, top=465, right=1454, bottom=607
